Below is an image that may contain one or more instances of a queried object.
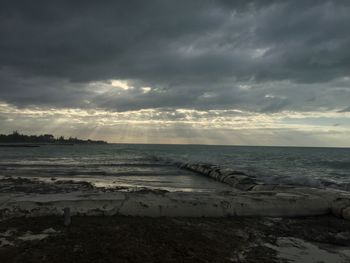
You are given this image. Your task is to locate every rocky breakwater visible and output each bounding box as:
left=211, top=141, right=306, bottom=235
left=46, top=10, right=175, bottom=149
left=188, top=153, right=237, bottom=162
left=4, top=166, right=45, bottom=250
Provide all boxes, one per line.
left=1, top=162, right=350, bottom=221
left=0, top=190, right=333, bottom=221
left=179, top=162, right=350, bottom=221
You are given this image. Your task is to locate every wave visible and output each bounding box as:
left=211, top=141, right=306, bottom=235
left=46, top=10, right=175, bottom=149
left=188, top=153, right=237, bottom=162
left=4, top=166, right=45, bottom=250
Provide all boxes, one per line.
left=319, top=161, right=350, bottom=169
left=159, top=156, right=350, bottom=192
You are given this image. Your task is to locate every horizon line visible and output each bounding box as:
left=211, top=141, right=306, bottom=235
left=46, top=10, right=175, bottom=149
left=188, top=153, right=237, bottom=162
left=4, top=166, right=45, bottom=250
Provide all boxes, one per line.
left=105, top=141, right=350, bottom=149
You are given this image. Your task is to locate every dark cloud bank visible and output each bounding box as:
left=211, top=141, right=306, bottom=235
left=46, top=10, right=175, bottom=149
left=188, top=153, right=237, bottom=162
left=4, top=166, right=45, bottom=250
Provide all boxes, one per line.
left=0, top=0, right=350, bottom=112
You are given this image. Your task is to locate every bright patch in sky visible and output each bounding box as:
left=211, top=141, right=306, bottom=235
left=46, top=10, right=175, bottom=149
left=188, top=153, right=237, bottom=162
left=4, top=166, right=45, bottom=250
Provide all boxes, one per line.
left=111, top=80, right=133, bottom=90
left=0, top=102, right=349, bottom=146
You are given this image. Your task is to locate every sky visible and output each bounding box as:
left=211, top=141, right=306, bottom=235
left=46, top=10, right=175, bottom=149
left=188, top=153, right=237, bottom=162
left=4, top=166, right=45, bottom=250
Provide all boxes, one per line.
left=0, top=0, right=350, bottom=146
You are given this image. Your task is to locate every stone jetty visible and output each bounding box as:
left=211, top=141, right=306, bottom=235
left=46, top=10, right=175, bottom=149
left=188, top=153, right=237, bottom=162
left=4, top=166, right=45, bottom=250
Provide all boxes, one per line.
left=178, top=162, right=350, bottom=221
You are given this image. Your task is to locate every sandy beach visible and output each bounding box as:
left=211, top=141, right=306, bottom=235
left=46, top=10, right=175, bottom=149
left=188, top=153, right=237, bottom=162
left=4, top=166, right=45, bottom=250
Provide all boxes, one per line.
left=1, top=162, right=350, bottom=262
left=1, top=214, right=350, bottom=262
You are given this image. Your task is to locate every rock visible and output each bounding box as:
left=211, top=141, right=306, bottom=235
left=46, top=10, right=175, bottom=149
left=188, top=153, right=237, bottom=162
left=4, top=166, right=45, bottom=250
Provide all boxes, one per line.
left=224, top=178, right=239, bottom=187
left=252, top=184, right=277, bottom=191
left=342, top=207, right=350, bottom=221
left=235, top=184, right=256, bottom=191
left=0, top=190, right=332, bottom=219
left=179, top=162, right=259, bottom=191
left=334, top=232, right=350, bottom=241
left=64, top=207, right=71, bottom=226
left=43, top=228, right=57, bottom=234
left=209, top=170, right=222, bottom=180
left=331, top=198, right=350, bottom=218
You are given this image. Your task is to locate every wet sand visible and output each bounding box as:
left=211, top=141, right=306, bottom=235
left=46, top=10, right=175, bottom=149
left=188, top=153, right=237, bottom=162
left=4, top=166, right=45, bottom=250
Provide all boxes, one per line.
left=1, top=215, right=350, bottom=262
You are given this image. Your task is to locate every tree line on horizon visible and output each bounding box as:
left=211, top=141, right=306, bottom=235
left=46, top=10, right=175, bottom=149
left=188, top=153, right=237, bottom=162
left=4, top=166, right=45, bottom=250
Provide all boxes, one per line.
left=0, top=131, right=107, bottom=144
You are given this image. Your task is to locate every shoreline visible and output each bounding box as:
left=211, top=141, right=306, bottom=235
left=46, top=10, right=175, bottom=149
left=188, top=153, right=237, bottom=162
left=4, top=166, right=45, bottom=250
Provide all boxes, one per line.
left=1, top=160, right=350, bottom=220
left=0, top=179, right=350, bottom=222
left=1, top=162, right=350, bottom=262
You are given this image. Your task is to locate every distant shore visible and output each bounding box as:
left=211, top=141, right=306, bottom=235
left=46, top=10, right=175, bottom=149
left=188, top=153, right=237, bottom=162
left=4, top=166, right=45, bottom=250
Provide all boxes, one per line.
left=0, top=131, right=107, bottom=145
left=0, top=144, right=41, bottom=147
left=0, top=143, right=102, bottom=147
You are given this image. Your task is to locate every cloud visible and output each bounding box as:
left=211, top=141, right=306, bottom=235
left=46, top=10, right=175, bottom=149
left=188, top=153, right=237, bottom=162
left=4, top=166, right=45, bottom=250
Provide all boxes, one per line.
left=0, top=1, right=350, bottom=145
left=339, top=106, right=350, bottom=112
left=1, top=101, right=349, bottom=146
left=0, top=0, right=349, bottom=112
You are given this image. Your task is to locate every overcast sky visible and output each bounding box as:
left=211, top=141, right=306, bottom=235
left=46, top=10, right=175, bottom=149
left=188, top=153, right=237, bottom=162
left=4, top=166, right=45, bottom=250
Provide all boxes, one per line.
left=0, top=0, right=350, bottom=146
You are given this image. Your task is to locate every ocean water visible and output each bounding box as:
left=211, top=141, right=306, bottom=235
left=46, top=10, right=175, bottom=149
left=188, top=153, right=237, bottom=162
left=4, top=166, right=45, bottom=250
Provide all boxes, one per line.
left=0, top=144, right=349, bottom=192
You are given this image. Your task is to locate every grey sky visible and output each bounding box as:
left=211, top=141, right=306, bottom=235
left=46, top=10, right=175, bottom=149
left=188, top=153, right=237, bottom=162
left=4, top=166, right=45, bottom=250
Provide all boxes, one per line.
left=0, top=0, right=349, bottom=145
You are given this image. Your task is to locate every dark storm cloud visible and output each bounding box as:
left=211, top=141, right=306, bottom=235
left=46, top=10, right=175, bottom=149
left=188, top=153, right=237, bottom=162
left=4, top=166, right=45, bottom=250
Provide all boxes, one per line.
left=0, top=0, right=350, bottom=111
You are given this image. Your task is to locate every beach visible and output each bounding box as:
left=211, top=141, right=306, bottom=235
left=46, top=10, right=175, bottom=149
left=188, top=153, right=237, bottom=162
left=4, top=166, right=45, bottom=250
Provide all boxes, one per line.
left=1, top=172, right=350, bottom=262
left=1, top=144, right=350, bottom=262
left=1, top=215, right=350, bottom=263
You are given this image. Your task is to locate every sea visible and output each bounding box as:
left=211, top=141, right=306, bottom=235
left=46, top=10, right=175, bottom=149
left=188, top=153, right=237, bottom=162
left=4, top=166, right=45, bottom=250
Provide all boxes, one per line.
left=0, top=144, right=349, bottom=192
